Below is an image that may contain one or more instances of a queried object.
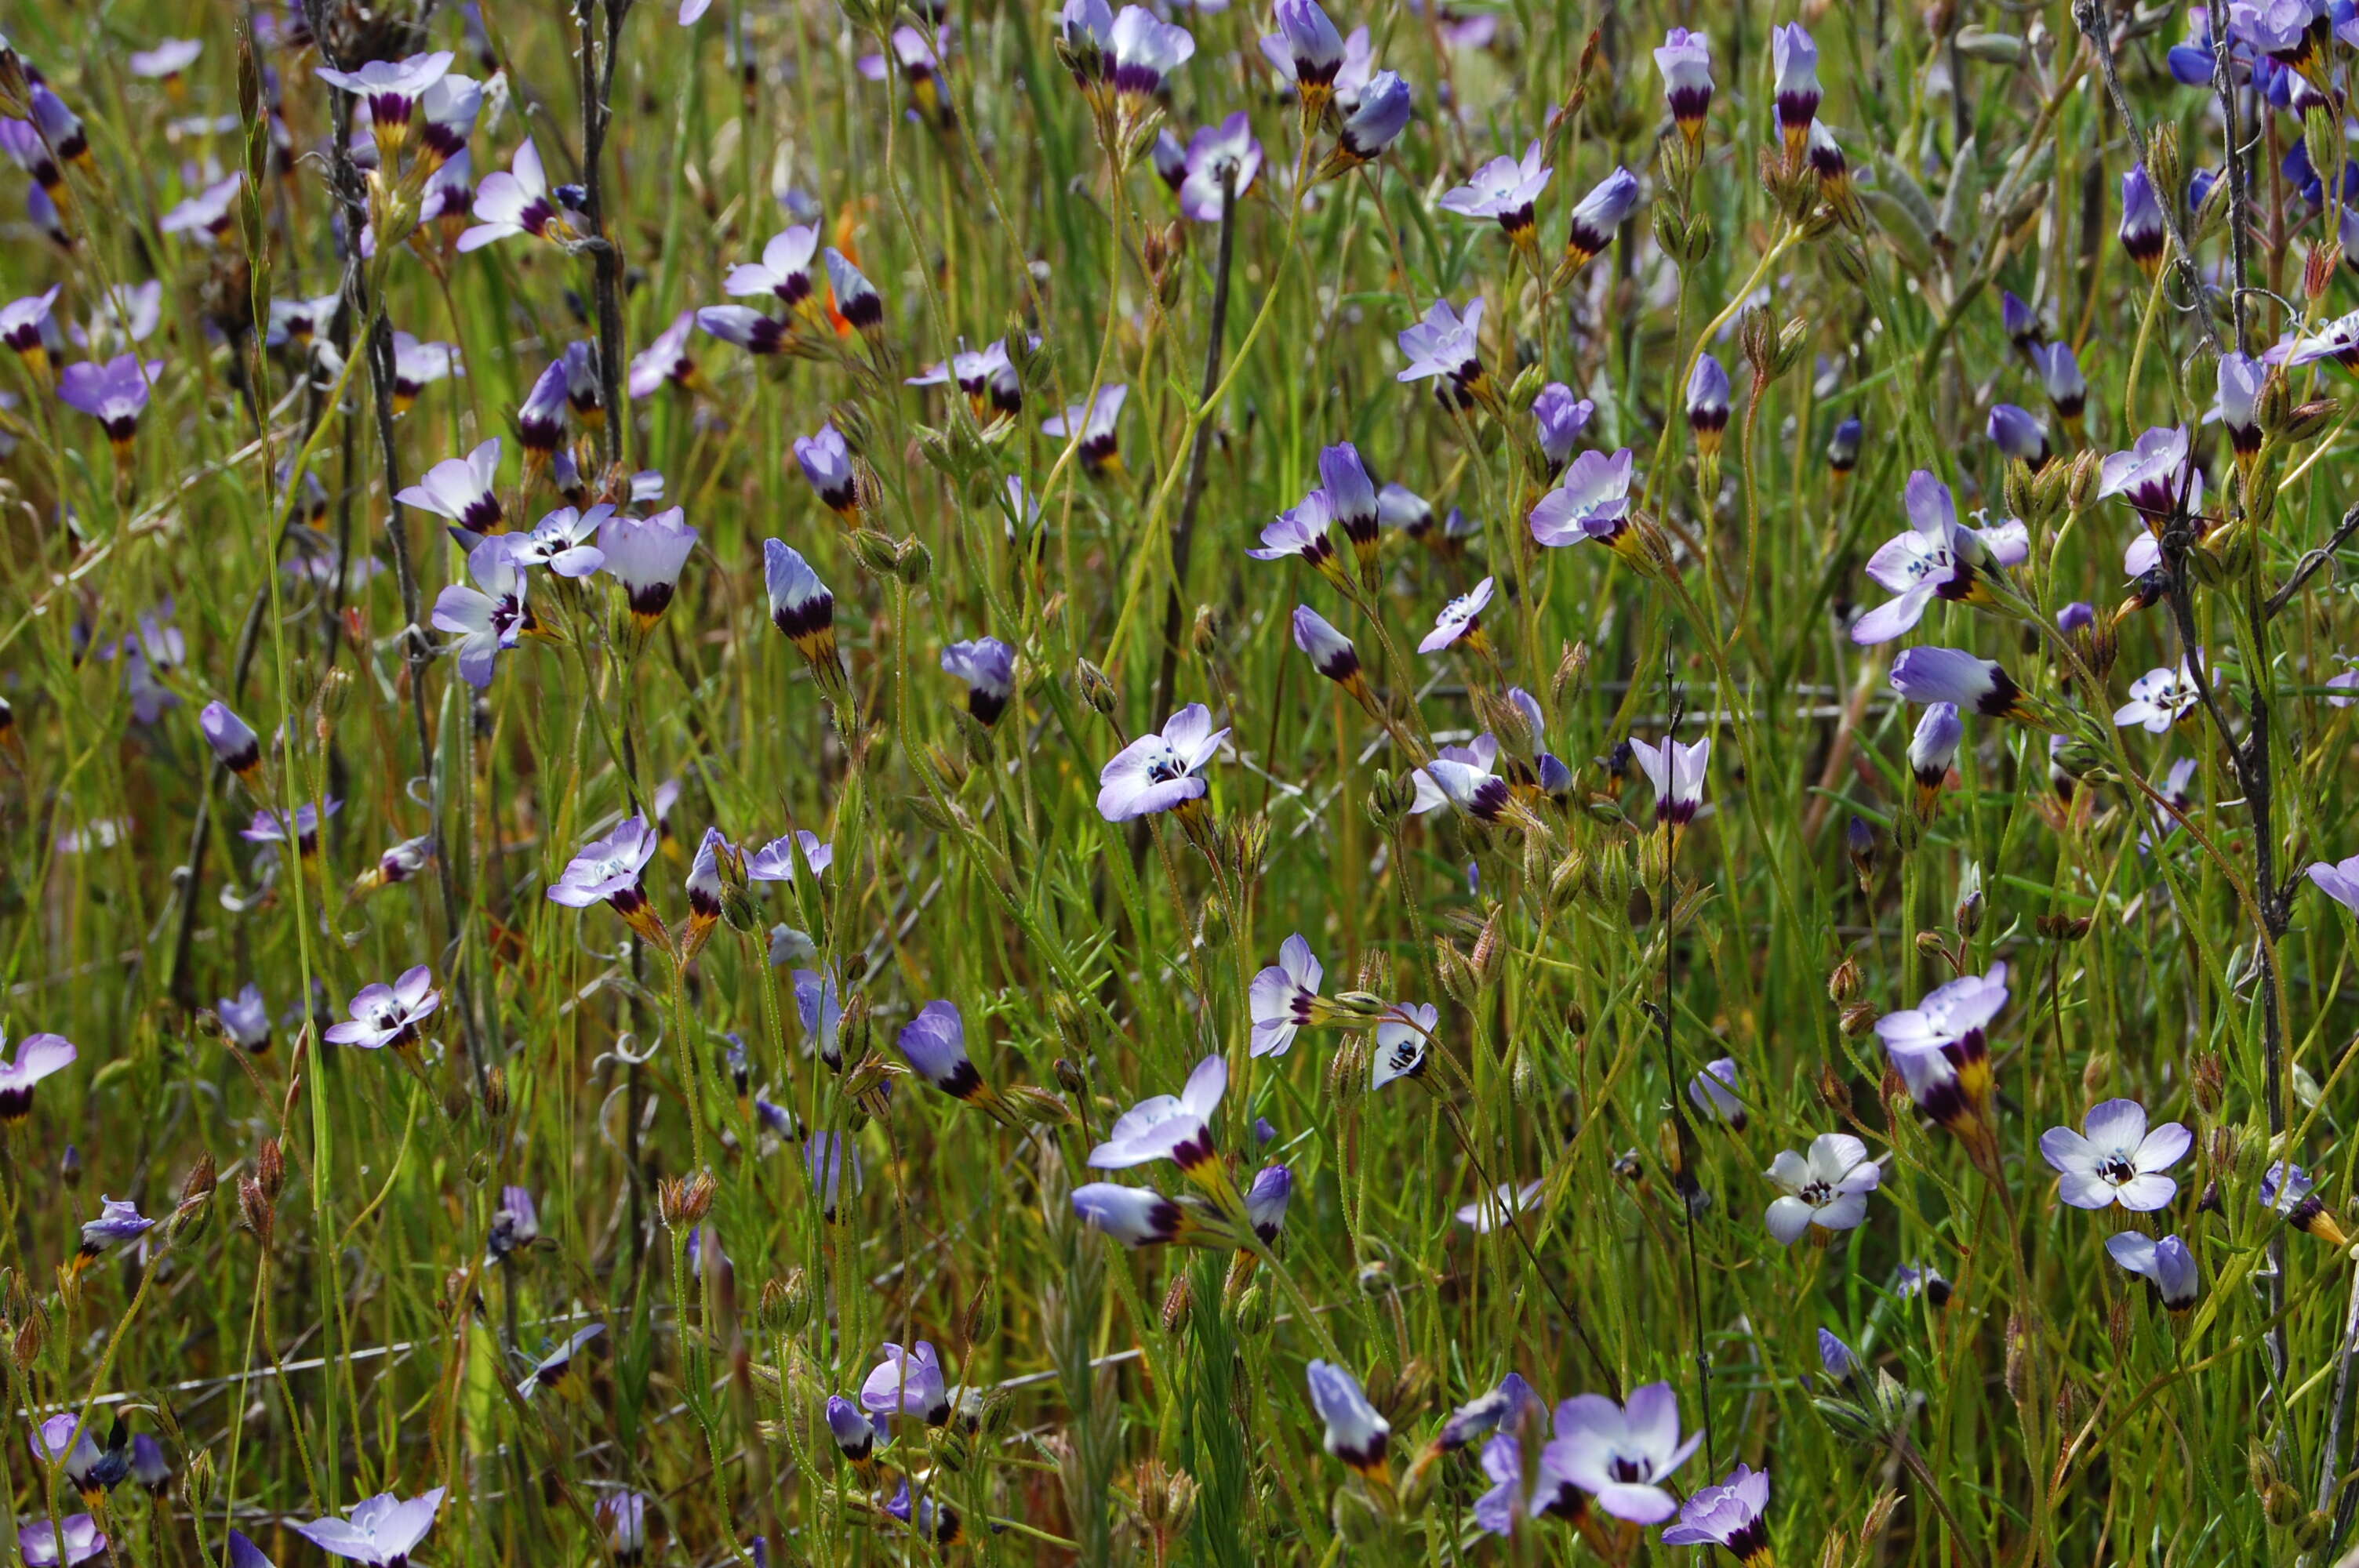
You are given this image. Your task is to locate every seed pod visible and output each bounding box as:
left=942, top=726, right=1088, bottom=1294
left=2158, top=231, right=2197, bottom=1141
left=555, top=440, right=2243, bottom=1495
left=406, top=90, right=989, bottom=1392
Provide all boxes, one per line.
left=1827, top=956, right=1863, bottom=1004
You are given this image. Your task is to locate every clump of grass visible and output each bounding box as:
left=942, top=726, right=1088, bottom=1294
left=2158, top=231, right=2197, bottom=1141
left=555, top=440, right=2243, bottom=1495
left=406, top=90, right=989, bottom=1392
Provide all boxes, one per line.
left=3, top=0, right=2359, bottom=1563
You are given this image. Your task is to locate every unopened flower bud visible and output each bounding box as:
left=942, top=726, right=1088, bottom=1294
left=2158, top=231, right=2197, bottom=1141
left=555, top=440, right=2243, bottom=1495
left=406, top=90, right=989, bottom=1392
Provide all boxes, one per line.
left=2285, top=399, right=2339, bottom=442
left=659, top=1170, right=718, bottom=1230
left=1076, top=659, right=1117, bottom=715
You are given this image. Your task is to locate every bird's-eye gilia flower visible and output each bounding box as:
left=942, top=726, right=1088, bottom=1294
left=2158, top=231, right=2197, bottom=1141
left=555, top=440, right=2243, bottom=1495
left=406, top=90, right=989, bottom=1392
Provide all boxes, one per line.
left=1178, top=112, right=1259, bottom=221
left=2098, top=425, right=2200, bottom=519
left=1908, top=701, right=1963, bottom=818
left=1418, top=575, right=1495, bottom=655
left=221, top=1532, right=272, bottom=1568
left=2114, top=655, right=2205, bottom=733
left=239, top=798, right=340, bottom=855
left=158, top=172, right=241, bottom=241
left=2307, top=853, right=2359, bottom=913
left=1372, top=1002, right=1437, bottom=1089
left=1687, top=354, right=1731, bottom=455
left=1771, top=23, right=1820, bottom=163
left=1987, top=403, right=2049, bottom=467
left=1259, top=0, right=1345, bottom=113
left=1439, top=141, right=1550, bottom=245
left=317, top=49, right=452, bottom=160
left=1317, top=441, right=1382, bottom=565
left=1826, top=414, right=1863, bottom=481
left=941, top=636, right=1016, bottom=724
left=412, top=73, right=482, bottom=171
left=558, top=339, right=604, bottom=427
left=2107, top=1232, right=2200, bottom=1309
left=129, top=38, right=204, bottom=80
left=522, top=1323, right=604, bottom=1397
left=219, top=983, right=271, bottom=1051
left=1249, top=491, right=1348, bottom=587
left=1107, top=5, right=1195, bottom=117
left=1249, top=932, right=1330, bottom=1057
left=200, top=699, right=263, bottom=779
left=2291, top=304, right=2359, bottom=370
left=2030, top=339, right=2086, bottom=426
left=762, top=539, right=845, bottom=691
left=1655, top=27, right=1714, bottom=140
left=1539, top=1382, right=1703, bottom=1523
left=58, top=355, right=162, bottom=454
left=695, top=303, right=791, bottom=357
left=747, top=829, right=831, bottom=884
left=17, top=1516, right=106, bottom=1568
left=397, top=437, right=503, bottom=540
left=628, top=310, right=699, bottom=397
left=1848, top=472, right=2030, bottom=644
left=861, top=1341, right=952, bottom=1426
left=899, top=1000, right=1014, bottom=1123
left=388, top=332, right=459, bottom=414
left=1246, top=1163, right=1292, bottom=1241
left=1320, top=69, right=1411, bottom=177
left=794, top=967, right=844, bottom=1066
left=1875, top=964, right=2008, bottom=1134
left=1071, top=1181, right=1192, bottom=1246
left=324, top=967, right=440, bottom=1051
left=1059, top=0, right=1118, bottom=100
left=1289, top=605, right=1370, bottom=706
left=1456, top=1179, right=1541, bottom=1233
left=547, top=815, right=663, bottom=939
left=0, top=285, right=60, bottom=380
left=1531, top=446, right=1639, bottom=555
left=885, top=1481, right=965, bottom=1547
left=507, top=503, right=609, bottom=579
left=487, top=1185, right=540, bottom=1261
left=1043, top=383, right=1127, bottom=474
left=2216, top=350, right=2266, bottom=459
left=2262, top=1160, right=2351, bottom=1244
left=27, top=1414, right=106, bottom=1499
left=1306, top=1360, right=1391, bottom=1478
left=2118, top=164, right=2166, bottom=269
left=593, top=1494, right=646, bottom=1565
left=1764, top=1133, right=1881, bottom=1244
left=129, top=1435, right=169, bottom=1496
left=291, top=1488, right=447, bottom=1568
left=1434, top=1373, right=1547, bottom=1459
left=909, top=337, right=1028, bottom=419
left=1629, top=734, right=1708, bottom=830
left=1406, top=734, right=1508, bottom=824
left=1888, top=646, right=2037, bottom=724
left=460, top=139, right=583, bottom=251
left=1396, top=296, right=1489, bottom=406
left=2041, top=1098, right=2190, bottom=1211
left=75, top=1195, right=153, bottom=1269
left=1555, top=166, right=1640, bottom=284
left=1097, top=702, right=1227, bottom=822
left=1688, top=1057, right=1745, bottom=1129
left=825, top=1393, right=881, bottom=1465
left=512, top=360, right=571, bottom=477
left=598, top=506, right=698, bottom=630
left=1532, top=382, right=1594, bottom=476
left=2002, top=289, right=2042, bottom=352
left=1661, top=1464, right=1773, bottom=1563
left=793, top=423, right=865, bottom=520
left=431, top=536, right=533, bottom=690
left=1090, top=1054, right=1226, bottom=1175
left=823, top=248, right=883, bottom=336
left=1805, top=121, right=1854, bottom=212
